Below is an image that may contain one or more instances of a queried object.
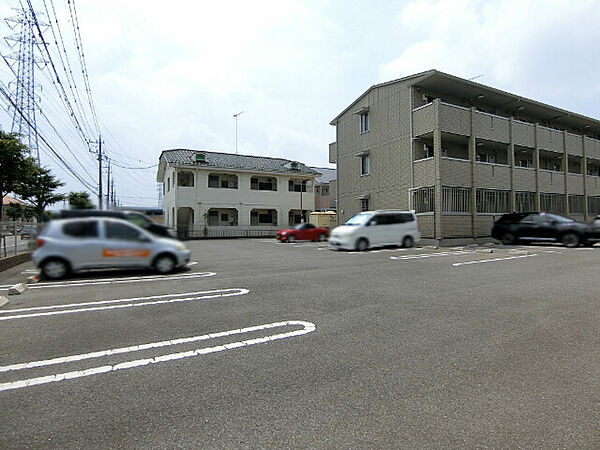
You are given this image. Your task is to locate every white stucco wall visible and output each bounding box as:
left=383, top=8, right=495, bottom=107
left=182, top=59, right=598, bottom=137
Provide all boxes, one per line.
left=161, top=167, right=316, bottom=228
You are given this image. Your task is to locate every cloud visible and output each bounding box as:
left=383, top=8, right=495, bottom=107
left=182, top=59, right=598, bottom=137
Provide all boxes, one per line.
left=380, top=0, right=600, bottom=112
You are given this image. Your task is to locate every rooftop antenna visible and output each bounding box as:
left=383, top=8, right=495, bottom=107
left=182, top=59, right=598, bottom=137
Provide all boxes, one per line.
left=233, top=111, right=244, bottom=154
left=468, top=74, right=484, bottom=81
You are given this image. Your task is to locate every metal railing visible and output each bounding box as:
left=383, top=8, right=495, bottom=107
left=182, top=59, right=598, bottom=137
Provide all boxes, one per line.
left=0, top=221, right=39, bottom=257
left=176, top=225, right=279, bottom=240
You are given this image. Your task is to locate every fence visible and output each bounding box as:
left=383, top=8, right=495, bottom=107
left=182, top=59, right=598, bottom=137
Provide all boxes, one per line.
left=0, top=221, right=39, bottom=257
left=176, top=225, right=279, bottom=240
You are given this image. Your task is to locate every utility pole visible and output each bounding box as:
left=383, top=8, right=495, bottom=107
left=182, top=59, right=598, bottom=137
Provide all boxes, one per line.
left=97, top=135, right=103, bottom=209
left=106, top=159, right=111, bottom=209
left=111, top=178, right=115, bottom=208
left=233, top=111, right=244, bottom=154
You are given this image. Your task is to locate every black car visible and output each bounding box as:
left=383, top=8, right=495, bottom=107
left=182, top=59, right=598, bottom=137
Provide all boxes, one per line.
left=59, top=209, right=175, bottom=238
left=491, top=212, right=600, bottom=247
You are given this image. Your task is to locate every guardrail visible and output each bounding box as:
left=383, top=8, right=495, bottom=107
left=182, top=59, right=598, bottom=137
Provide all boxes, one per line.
left=0, top=221, right=39, bottom=257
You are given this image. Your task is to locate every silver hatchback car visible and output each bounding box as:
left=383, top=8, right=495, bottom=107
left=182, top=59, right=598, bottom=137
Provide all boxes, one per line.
left=32, top=217, right=191, bottom=279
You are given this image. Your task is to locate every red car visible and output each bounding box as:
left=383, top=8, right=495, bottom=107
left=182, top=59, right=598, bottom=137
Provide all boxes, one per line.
left=276, top=223, right=328, bottom=243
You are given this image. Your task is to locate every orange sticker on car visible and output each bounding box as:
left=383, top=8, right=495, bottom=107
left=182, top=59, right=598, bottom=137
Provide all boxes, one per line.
left=102, top=249, right=151, bottom=258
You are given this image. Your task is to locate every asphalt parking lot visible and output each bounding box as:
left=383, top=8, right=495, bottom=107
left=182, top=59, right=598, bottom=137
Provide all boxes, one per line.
left=0, top=239, right=599, bottom=448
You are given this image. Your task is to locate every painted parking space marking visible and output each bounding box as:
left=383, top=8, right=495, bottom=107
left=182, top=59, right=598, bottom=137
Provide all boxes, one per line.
left=0, top=288, right=248, bottom=321
left=452, top=254, right=538, bottom=267
left=347, top=247, right=415, bottom=254
left=0, top=320, right=315, bottom=392
left=390, top=250, right=475, bottom=261
left=0, top=271, right=216, bottom=290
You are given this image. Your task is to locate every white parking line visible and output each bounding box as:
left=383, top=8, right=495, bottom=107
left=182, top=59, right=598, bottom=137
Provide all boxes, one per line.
left=0, top=288, right=248, bottom=321
left=452, top=254, right=538, bottom=267
left=390, top=250, right=475, bottom=261
left=0, top=271, right=216, bottom=290
left=0, top=320, right=315, bottom=392
left=347, top=247, right=414, bottom=254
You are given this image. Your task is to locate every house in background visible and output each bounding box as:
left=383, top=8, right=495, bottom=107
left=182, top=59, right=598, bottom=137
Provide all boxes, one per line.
left=156, top=149, right=320, bottom=237
left=1, top=195, right=29, bottom=222
left=330, top=69, right=600, bottom=241
left=310, top=167, right=336, bottom=212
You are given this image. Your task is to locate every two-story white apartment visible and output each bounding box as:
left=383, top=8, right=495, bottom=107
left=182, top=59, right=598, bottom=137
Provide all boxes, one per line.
left=157, top=149, right=320, bottom=237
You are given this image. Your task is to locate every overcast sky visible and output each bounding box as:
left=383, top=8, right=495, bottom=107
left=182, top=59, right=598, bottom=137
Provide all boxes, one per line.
left=1, top=0, right=599, bottom=207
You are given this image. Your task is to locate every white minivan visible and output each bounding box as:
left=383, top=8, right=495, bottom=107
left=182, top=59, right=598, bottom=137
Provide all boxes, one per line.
left=328, top=210, right=421, bottom=251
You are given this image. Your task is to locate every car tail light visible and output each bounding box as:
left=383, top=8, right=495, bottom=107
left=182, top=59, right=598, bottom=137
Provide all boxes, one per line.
left=36, top=238, right=45, bottom=248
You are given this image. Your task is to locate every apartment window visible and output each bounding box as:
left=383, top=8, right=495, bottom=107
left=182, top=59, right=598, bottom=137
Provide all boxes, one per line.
left=540, top=193, right=565, bottom=213
left=568, top=195, right=585, bottom=214
left=208, top=210, right=218, bottom=226
left=208, top=173, right=238, bottom=189
left=588, top=196, right=600, bottom=214
left=360, top=198, right=369, bottom=212
left=412, top=186, right=435, bottom=213
left=250, top=177, right=277, bottom=191
left=426, top=144, right=434, bottom=158
left=360, top=155, right=370, bottom=176
left=177, top=171, right=194, bottom=187
left=476, top=151, right=496, bottom=164
left=442, top=187, right=471, bottom=213
left=167, top=177, right=170, bottom=192
left=476, top=189, right=509, bottom=213
left=515, top=191, right=536, bottom=212
left=250, top=209, right=277, bottom=225
left=360, top=112, right=369, bottom=133
left=288, top=179, right=307, bottom=192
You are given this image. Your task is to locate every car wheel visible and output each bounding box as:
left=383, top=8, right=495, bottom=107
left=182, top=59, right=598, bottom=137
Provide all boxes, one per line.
left=561, top=232, right=580, bottom=248
left=287, top=235, right=296, bottom=243
left=355, top=238, right=369, bottom=252
left=318, top=233, right=327, bottom=242
left=41, top=259, right=69, bottom=280
left=154, top=254, right=176, bottom=274
left=402, top=236, right=414, bottom=248
left=500, top=232, right=516, bottom=245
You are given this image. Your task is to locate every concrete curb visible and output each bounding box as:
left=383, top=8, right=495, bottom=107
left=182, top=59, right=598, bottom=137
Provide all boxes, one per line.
left=0, top=296, right=8, bottom=308
left=0, top=252, right=32, bottom=273
left=8, top=283, right=27, bottom=295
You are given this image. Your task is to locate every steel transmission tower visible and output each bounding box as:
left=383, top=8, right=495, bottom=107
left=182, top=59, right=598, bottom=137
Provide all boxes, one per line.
left=4, top=7, right=47, bottom=164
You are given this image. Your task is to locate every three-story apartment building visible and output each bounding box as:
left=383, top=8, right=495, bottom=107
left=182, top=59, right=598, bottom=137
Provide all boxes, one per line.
left=330, top=70, right=600, bottom=240
left=157, top=149, right=319, bottom=236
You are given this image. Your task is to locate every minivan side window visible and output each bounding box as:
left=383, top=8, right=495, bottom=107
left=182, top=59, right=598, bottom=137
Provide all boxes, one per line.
left=396, top=213, right=415, bottom=223
left=62, top=221, right=99, bottom=238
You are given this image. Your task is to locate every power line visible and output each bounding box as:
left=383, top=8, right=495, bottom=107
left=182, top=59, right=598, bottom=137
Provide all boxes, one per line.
left=41, top=0, right=96, bottom=138
left=0, top=82, right=98, bottom=192
left=67, top=0, right=99, bottom=133
left=1, top=54, right=98, bottom=185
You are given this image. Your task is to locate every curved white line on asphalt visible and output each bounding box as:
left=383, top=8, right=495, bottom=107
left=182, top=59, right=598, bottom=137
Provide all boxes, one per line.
left=0, top=288, right=248, bottom=321
left=452, top=254, right=538, bottom=266
left=0, top=320, right=316, bottom=391
left=0, top=271, right=216, bottom=290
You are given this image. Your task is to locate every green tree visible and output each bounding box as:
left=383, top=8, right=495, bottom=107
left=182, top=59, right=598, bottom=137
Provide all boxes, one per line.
left=5, top=202, right=23, bottom=221
left=16, top=162, right=65, bottom=222
left=68, top=191, right=94, bottom=209
left=0, top=131, right=30, bottom=221
left=22, top=205, right=35, bottom=221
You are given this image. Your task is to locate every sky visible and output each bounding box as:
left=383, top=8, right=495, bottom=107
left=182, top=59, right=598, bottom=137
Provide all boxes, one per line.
left=0, top=0, right=599, bottom=207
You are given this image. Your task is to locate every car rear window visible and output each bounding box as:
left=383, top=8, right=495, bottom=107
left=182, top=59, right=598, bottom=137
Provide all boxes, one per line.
left=62, top=221, right=99, bottom=238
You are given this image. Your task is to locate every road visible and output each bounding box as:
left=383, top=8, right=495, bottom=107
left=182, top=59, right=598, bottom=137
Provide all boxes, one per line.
left=0, top=240, right=599, bottom=448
